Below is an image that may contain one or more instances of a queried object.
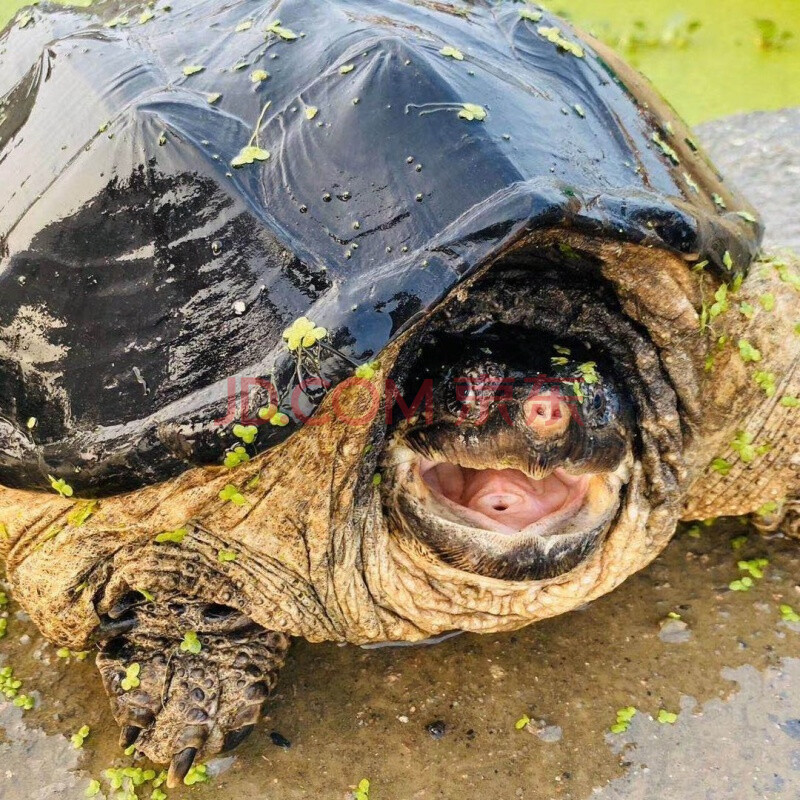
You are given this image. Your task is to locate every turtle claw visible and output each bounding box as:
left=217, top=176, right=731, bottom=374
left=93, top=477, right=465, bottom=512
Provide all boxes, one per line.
left=167, top=747, right=198, bottom=788
left=222, top=724, right=256, bottom=752
left=120, top=725, right=142, bottom=748
left=95, top=599, right=291, bottom=770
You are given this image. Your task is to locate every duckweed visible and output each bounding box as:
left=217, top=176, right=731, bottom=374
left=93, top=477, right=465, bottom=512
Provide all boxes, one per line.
left=180, top=631, right=202, bottom=654
left=251, top=69, right=269, bottom=83
left=71, top=724, right=91, bottom=749
left=440, top=45, right=464, bottom=60
left=651, top=131, right=680, bottom=165
left=458, top=103, right=487, bottom=121
left=730, top=535, right=749, bottom=550
left=515, top=714, right=531, bottom=730
left=67, top=500, right=98, bottom=528
left=657, top=709, right=678, bottom=724
left=355, top=361, right=380, bottom=379
left=49, top=475, right=74, bottom=498
left=283, top=317, right=328, bottom=350
left=729, top=576, right=754, bottom=592
left=224, top=446, right=250, bottom=469
left=182, top=64, right=205, bottom=76
left=731, top=431, right=758, bottom=463
left=218, top=549, right=238, bottom=563
left=610, top=706, right=636, bottom=733
left=536, top=26, right=584, bottom=57
left=779, top=604, right=800, bottom=623
left=266, top=20, right=298, bottom=40
left=184, top=763, right=209, bottom=786
left=721, top=252, right=735, bottom=273
left=219, top=484, right=247, bottom=506
left=306, top=106, right=319, bottom=119
left=519, top=8, right=542, bottom=22
left=738, top=558, right=768, bottom=579
left=353, top=779, right=370, bottom=800
left=57, top=647, right=90, bottom=661
left=753, top=371, right=776, bottom=396
left=231, top=145, right=271, bottom=167
left=155, top=527, right=188, bottom=544
left=233, top=423, right=258, bottom=444
left=759, top=293, right=776, bottom=311
left=737, top=339, right=762, bottom=362
left=120, top=663, right=141, bottom=691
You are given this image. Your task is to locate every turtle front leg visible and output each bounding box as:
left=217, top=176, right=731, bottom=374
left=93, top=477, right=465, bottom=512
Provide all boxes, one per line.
left=95, top=597, right=290, bottom=787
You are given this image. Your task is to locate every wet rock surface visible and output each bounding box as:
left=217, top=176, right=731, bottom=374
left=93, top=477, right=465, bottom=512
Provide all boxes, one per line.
left=699, top=108, right=800, bottom=250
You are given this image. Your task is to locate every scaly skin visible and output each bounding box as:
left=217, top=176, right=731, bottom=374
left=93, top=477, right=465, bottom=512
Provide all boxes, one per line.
left=0, top=237, right=797, bottom=773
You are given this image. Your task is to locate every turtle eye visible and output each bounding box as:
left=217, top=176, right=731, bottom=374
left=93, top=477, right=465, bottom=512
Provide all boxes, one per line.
left=583, top=385, right=607, bottom=422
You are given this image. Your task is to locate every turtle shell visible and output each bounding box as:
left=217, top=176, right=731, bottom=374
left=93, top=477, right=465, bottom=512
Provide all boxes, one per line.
left=0, top=0, right=761, bottom=495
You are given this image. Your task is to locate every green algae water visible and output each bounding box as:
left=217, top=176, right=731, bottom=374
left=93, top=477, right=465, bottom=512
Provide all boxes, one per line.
left=556, top=0, right=800, bottom=123
left=0, top=0, right=797, bottom=123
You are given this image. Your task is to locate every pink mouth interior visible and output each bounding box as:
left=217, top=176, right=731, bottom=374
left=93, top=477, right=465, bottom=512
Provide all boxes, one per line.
left=420, top=462, right=588, bottom=533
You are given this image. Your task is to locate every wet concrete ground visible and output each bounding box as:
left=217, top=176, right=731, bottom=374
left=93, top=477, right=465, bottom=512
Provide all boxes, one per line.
left=1, top=519, right=799, bottom=800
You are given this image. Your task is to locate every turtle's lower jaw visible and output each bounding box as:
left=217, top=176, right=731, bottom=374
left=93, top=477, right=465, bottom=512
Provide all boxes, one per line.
left=384, top=444, right=629, bottom=582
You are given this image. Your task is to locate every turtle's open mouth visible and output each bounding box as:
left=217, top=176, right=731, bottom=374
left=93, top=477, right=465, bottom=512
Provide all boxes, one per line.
left=383, top=441, right=629, bottom=582
left=419, top=461, right=589, bottom=534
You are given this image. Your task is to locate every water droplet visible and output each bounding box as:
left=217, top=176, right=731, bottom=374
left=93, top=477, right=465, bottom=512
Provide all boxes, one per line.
left=415, top=193, right=424, bottom=202
left=415, top=164, right=422, bottom=172
left=233, top=301, right=246, bottom=315
left=211, top=240, right=223, bottom=255
left=352, top=221, right=361, bottom=230
left=406, top=156, right=414, bottom=164
left=299, top=205, right=308, bottom=213
left=323, top=193, right=332, bottom=202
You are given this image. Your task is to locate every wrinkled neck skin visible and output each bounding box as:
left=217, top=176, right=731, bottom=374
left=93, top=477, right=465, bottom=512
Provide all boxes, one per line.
left=1, top=236, right=798, bottom=648
left=682, top=252, right=800, bottom=520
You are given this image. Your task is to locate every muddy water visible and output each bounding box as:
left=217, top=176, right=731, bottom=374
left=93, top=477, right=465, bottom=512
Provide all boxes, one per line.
left=2, top=520, right=799, bottom=799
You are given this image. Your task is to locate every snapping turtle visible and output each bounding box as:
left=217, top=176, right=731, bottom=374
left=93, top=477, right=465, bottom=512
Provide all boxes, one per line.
left=0, top=0, right=798, bottom=785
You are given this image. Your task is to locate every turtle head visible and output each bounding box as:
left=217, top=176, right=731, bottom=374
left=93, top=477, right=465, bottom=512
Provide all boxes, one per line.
left=382, top=326, right=633, bottom=581
left=377, top=242, right=688, bottom=598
